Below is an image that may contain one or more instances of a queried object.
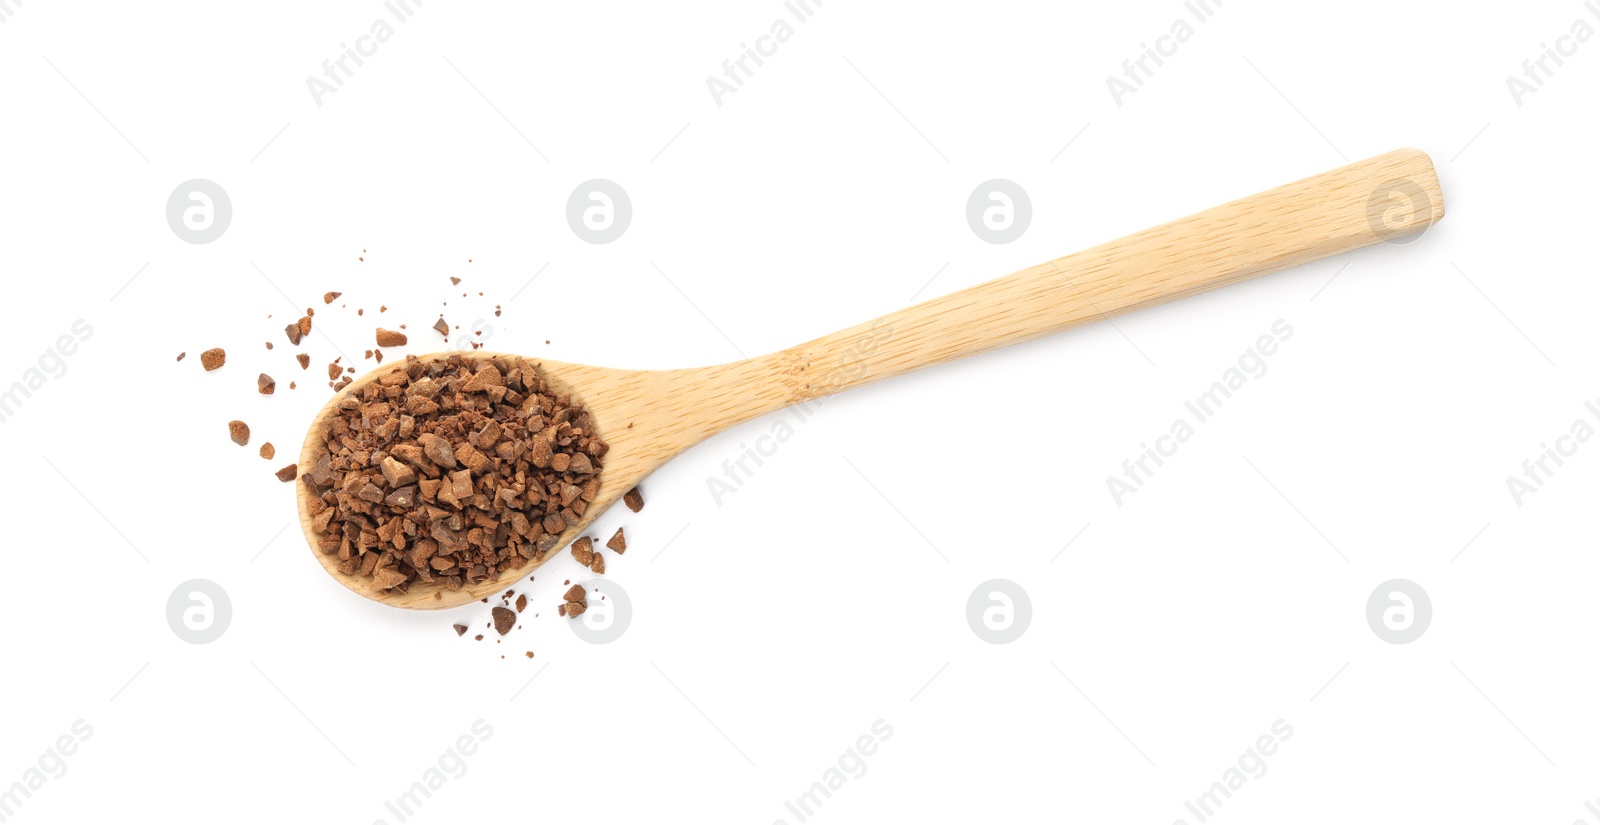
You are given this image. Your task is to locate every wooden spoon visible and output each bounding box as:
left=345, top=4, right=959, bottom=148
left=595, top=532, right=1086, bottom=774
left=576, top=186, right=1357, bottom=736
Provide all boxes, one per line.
left=299, top=148, right=1444, bottom=608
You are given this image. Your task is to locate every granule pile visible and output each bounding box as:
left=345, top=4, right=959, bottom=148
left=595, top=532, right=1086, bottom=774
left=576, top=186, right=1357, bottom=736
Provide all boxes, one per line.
left=300, top=352, right=608, bottom=593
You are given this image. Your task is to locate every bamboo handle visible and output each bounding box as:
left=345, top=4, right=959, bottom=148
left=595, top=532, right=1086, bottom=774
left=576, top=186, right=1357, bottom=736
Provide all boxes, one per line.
left=772, top=148, right=1443, bottom=403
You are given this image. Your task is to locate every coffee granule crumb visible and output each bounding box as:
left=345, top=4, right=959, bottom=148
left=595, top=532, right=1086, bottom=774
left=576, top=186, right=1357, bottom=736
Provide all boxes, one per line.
left=492, top=606, right=516, bottom=635
left=260, top=443, right=275, bottom=460
left=327, top=362, right=341, bottom=381
left=433, top=318, right=449, bottom=337
left=290, top=382, right=297, bottom=390
left=258, top=373, right=276, bottom=395
left=299, top=316, right=313, bottom=336
left=563, top=584, right=586, bottom=603
left=525, top=651, right=534, bottom=658
left=266, top=342, right=274, bottom=350
left=475, top=634, right=483, bottom=641
left=515, top=593, right=528, bottom=612
left=229, top=420, right=250, bottom=446
left=284, top=322, right=302, bottom=345
left=570, top=536, right=593, bottom=567
left=275, top=463, right=298, bottom=482
left=375, top=328, right=407, bottom=347
left=454, top=624, right=468, bottom=636
left=201, top=348, right=226, bottom=371
left=590, top=551, right=605, bottom=575
left=324, top=291, right=341, bottom=304
left=450, top=277, right=461, bottom=285
left=624, top=487, right=644, bottom=512
left=300, top=353, right=609, bottom=593
left=606, top=528, right=626, bottom=554
left=297, top=354, right=310, bottom=370
left=176, top=352, right=186, bottom=362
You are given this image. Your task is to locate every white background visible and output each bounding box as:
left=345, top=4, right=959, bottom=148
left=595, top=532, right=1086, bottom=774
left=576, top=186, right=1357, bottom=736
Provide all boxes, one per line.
left=1, top=1, right=1596, bottom=822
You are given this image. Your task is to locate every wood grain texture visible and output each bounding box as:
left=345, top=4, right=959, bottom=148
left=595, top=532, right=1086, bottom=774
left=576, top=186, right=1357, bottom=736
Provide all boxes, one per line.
left=299, top=148, right=1444, bottom=609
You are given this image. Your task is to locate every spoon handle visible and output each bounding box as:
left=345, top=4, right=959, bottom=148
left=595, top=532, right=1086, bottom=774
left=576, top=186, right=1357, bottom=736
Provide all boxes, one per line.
left=771, top=148, right=1442, bottom=403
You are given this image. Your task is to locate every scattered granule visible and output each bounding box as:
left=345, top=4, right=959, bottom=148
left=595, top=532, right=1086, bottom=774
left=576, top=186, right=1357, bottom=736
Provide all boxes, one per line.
left=258, top=373, right=276, bottom=395
left=491, top=606, right=516, bottom=635
left=275, top=463, right=298, bottom=482
left=375, top=350, right=384, bottom=364
left=454, top=624, right=468, bottom=636
left=260, top=443, right=275, bottom=460
left=327, top=362, right=341, bottom=381
left=284, top=322, right=302, bottom=345
left=176, top=352, right=186, bottom=362
left=474, top=634, right=483, bottom=641
left=201, top=348, right=226, bottom=371
left=590, top=551, right=605, bottom=575
left=306, top=307, right=315, bottom=317
left=364, top=350, right=373, bottom=360
left=380, top=305, right=387, bottom=313
left=375, top=328, right=407, bottom=347
left=525, top=651, right=534, bottom=659
left=298, top=316, right=312, bottom=336
left=323, top=291, right=341, bottom=304
left=450, top=277, right=461, bottom=285
left=563, top=584, right=585, bottom=602
left=358, top=308, right=365, bottom=316
left=570, top=536, right=594, bottom=567
left=290, top=382, right=297, bottom=390
left=300, top=353, right=608, bottom=593
left=515, top=594, right=528, bottom=612
left=229, top=420, right=250, bottom=446
left=265, top=342, right=274, bottom=350
left=606, top=528, right=626, bottom=554
left=560, top=583, right=588, bottom=617
left=624, top=487, right=644, bottom=513
left=495, top=305, right=502, bottom=317
left=297, top=353, right=310, bottom=370
left=433, top=318, right=449, bottom=337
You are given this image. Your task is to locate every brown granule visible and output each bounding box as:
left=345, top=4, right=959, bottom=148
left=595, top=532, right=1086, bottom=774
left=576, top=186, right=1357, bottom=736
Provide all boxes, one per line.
left=525, top=651, right=534, bottom=659
left=327, top=362, right=342, bottom=381
left=491, top=606, right=516, bottom=635
left=562, top=584, right=588, bottom=618
left=284, top=322, right=302, bottom=345
left=300, top=353, right=608, bottom=593
left=433, top=318, right=449, bottom=337
left=297, top=353, right=310, bottom=370
left=265, top=342, right=274, bottom=350
left=624, top=487, right=644, bottom=513
left=201, top=348, right=226, bottom=371
left=375, top=328, right=407, bottom=347
left=450, top=277, right=461, bottom=285
left=324, top=291, right=342, bottom=304
left=515, top=593, right=528, bottom=612
left=260, top=443, right=275, bottom=460
left=570, top=536, right=593, bottom=567
left=606, top=528, right=626, bottom=554
left=474, top=634, right=483, bottom=641
left=290, top=382, right=297, bottom=390
left=229, top=420, right=250, bottom=446
left=176, top=352, right=186, bottom=362
left=299, top=316, right=312, bottom=337
left=453, top=624, right=468, bottom=636
left=275, top=464, right=298, bottom=482
left=590, top=551, right=605, bottom=575
left=258, top=373, right=276, bottom=395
